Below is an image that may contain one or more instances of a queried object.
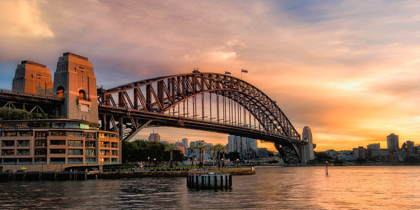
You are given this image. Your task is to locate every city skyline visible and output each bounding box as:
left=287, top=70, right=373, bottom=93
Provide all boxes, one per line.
left=1, top=1, right=420, bottom=151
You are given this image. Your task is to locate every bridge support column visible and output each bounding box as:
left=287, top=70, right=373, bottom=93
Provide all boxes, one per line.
left=275, top=142, right=302, bottom=165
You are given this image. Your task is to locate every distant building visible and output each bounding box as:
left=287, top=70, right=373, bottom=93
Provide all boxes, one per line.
left=339, top=150, right=352, bottom=155
left=353, top=146, right=366, bottom=159
left=227, top=135, right=257, bottom=157
left=148, top=133, right=160, bottom=142
left=302, top=126, right=315, bottom=163
left=160, top=141, right=168, bottom=145
left=175, top=142, right=186, bottom=155
left=404, top=141, right=415, bottom=149
left=371, top=149, right=390, bottom=159
left=387, top=133, right=399, bottom=151
left=182, top=138, right=189, bottom=155
left=337, top=154, right=357, bottom=161
left=367, top=143, right=380, bottom=150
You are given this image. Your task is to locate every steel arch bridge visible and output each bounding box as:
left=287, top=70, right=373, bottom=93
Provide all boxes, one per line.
left=97, top=72, right=305, bottom=164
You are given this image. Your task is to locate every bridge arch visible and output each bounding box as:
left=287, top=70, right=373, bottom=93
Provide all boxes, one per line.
left=98, top=72, right=303, bottom=164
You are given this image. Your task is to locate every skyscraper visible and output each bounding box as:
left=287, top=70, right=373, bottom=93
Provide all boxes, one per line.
left=302, top=126, right=315, bottom=163
left=227, top=135, right=257, bottom=155
left=148, top=133, right=160, bottom=142
left=182, top=138, right=189, bottom=155
left=387, top=133, right=399, bottom=151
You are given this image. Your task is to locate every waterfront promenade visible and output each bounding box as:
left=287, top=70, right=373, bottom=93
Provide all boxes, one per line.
left=0, top=166, right=255, bottom=181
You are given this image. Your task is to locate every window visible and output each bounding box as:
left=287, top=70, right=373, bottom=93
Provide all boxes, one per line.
left=100, top=150, right=110, bottom=156
left=50, top=140, right=66, bottom=145
left=85, top=149, right=96, bottom=156
left=57, top=86, right=64, bottom=98
left=17, top=140, right=30, bottom=147
left=79, top=90, right=86, bottom=101
left=68, top=149, right=83, bottom=155
left=68, top=140, right=83, bottom=147
left=85, top=141, right=95, bottom=147
left=50, top=149, right=65, bottom=154
left=2, top=140, right=15, bottom=147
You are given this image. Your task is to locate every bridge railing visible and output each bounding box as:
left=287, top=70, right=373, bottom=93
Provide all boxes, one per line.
left=0, top=88, right=61, bottom=100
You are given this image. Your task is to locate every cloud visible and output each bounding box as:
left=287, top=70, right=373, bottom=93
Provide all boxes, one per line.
left=0, top=0, right=54, bottom=38
left=1, top=0, right=420, bottom=151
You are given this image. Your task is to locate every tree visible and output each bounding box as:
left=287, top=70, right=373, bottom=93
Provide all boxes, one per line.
left=314, top=152, right=333, bottom=164
left=404, top=156, right=420, bottom=164
left=165, top=143, right=179, bottom=168
left=333, top=159, right=345, bottom=165
left=0, top=107, right=32, bottom=120
left=211, top=145, right=217, bottom=167
left=356, top=158, right=368, bottom=164
left=226, top=152, right=240, bottom=161
left=191, top=142, right=207, bottom=167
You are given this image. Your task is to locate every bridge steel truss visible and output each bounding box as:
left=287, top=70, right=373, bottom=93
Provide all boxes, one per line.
left=97, top=72, right=304, bottom=164
left=0, top=89, right=62, bottom=115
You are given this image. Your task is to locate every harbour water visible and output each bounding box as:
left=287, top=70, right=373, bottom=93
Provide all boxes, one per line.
left=1, top=166, right=420, bottom=209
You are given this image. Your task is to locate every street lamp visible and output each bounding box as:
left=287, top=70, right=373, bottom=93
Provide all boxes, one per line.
left=153, top=158, right=156, bottom=167
left=147, top=157, right=150, bottom=168
left=221, top=158, right=224, bottom=168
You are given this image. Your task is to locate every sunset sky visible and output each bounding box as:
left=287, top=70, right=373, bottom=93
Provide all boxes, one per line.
left=1, top=0, right=420, bottom=151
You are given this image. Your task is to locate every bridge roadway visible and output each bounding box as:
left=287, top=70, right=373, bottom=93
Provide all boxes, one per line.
left=98, top=104, right=302, bottom=145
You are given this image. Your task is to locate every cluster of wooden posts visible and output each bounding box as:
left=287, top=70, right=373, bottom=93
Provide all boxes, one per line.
left=187, top=173, right=232, bottom=190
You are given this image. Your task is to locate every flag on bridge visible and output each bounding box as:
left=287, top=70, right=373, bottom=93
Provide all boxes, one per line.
left=225, top=71, right=231, bottom=75
left=241, top=69, right=248, bottom=73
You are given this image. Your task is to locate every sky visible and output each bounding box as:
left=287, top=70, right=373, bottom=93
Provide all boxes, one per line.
left=1, top=0, right=420, bottom=151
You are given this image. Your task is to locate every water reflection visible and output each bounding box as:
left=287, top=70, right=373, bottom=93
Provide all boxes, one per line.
left=1, top=166, right=420, bottom=209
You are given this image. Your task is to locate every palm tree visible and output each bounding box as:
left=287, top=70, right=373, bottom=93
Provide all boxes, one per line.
left=165, top=143, right=179, bottom=168
left=189, top=147, right=195, bottom=166
left=211, top=145, right=218, bottom=167
left=221, top=146, right=228, bottom=167
left=192, top=143, right=207, bottom=167
left=212, top=144, right=226, bottom=167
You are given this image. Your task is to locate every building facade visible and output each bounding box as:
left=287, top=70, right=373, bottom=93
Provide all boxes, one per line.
left=387, top=133, right=399, bottom=151
left=0, top=119, right=121, bottom=167
left=367, top=143, right=380, bottom=150
left=182, top=138, right=188, bottom=155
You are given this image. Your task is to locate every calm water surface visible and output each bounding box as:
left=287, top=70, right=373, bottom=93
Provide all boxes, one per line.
left=1, top=166, right=420, bottom=209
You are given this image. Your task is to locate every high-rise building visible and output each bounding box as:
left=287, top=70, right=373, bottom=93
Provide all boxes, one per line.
left=387, top=133, right=399, bottom=151
left=405, top=141, right=415, bottom=148
left=182, top=138, right=189, bottom=149
left=182, top=138, right=189, bottom=155
left=148, top=133, right=160, bottom=142
left=367, top=143, right=380, bottom=150
left=302, top=126, right=315, bottom=163
left=228, top=135, right=237, bottom=153
left=175, top=142, right=186, bottom=155
left=227, top=135, right=257, bottom=156
left=353, top=146, right=366, bottom=158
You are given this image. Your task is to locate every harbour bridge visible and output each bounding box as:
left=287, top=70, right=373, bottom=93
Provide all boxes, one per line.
left=1, top=71, right=308, bottom=164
